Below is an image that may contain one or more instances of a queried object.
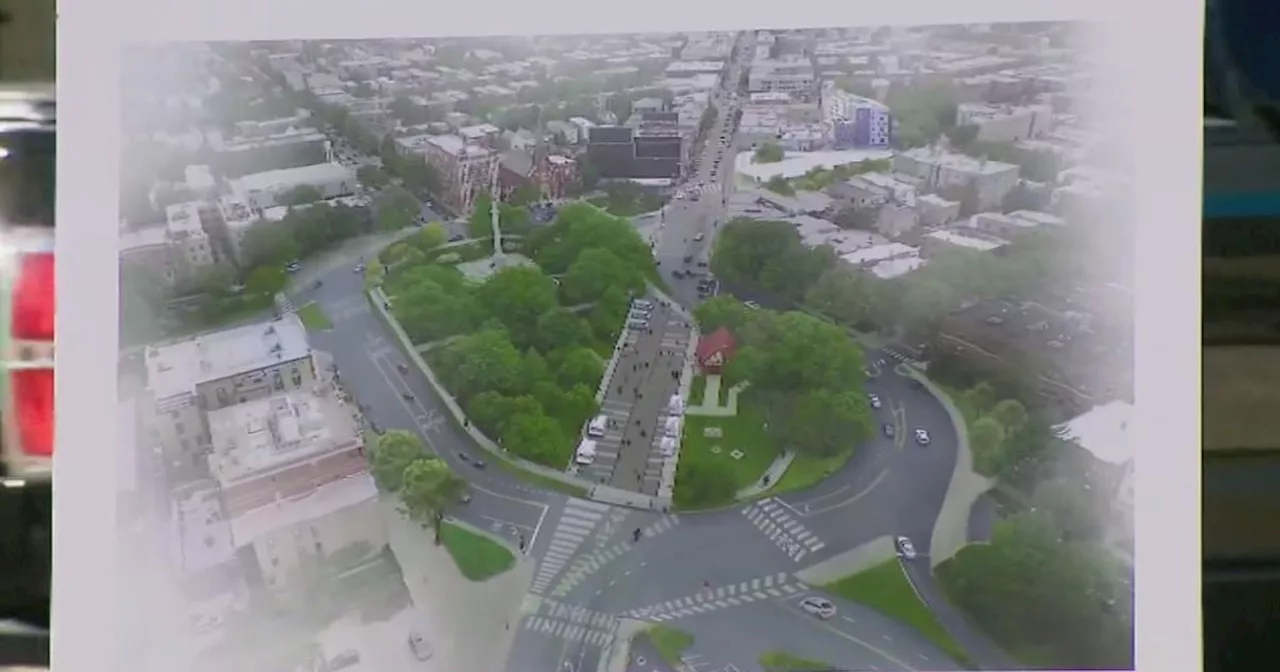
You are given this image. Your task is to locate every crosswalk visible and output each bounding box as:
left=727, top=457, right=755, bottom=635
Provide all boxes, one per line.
left=742, top=499, right=826, bottom=562
left=530, top=498, right=612, bottom=595
left=881, top=347, right=920, bottom=365
left=622, top=573, right=808, bottom=622
left=520, top=596, right=619, bottom=647
left=551, top=513, right=680, bottom=597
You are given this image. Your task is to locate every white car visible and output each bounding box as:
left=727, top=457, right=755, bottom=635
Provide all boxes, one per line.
left=914, top=428, right=931, bottom=446
left=868, top=394, right=881, bottom=409
left=896, top=536, right=917, bottom=559
left=743, top=300, right=761, bottom=310
left=354, top=264, right=366, bottom=273
left=799, top=596, right=837, bottom=620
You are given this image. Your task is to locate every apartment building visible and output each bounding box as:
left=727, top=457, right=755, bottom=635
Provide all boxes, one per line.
left=821, top=87, right=894, bottom=149
left=209, top=128, right=329, bottom=178
left=228, top=162, right=357, bottom=211
left=892, top=146, right=1020, bottom=211
left=204, top=389, right=383, bottom=590
left=748, top=56, right=816, bottom=98
left=165, top=202, right=217, bottom=278
left=955, top=102, right=1053, bottom=144
left=422, top=133, right=500, bottom=215
left=143, top=314, right=317, bottom=457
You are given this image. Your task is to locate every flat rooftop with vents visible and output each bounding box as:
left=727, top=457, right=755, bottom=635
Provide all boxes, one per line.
left=145, top=314, right=312, bottom=400
left=206, top=389, right=359, bottom=485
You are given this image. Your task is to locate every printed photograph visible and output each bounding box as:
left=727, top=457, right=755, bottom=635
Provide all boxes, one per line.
left=116, top=24, right=1135, bottom=672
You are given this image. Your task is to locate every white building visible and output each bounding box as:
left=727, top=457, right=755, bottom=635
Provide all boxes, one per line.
left=229, top=162, right=357, bottom=210
left=165, top=202, right=216, bottom=272
left=821, top=87, right=893, bottom=149
left=748, top=56, right=815, bottom=97
left=923, top=229, right=1010, bottom=254
left=205, top=390, right=384, bottom=590
left=144, top=314, right=317, bottom=456
left=892, top=146, right=1020, bottom=211
left=955, top=103, right=1054, bottom=144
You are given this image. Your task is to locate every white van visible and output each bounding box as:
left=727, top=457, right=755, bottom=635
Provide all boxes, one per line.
left=587, top=415, right=607, bottom=438
left=575, top=439, right=598, bottom=465
left=662, top=415, right=683, bottom=438
left=658, top=436, right=678, bottom=457
left=667, top=394, right=685, bottom=415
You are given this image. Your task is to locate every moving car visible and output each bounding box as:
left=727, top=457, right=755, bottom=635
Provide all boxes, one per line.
left=914, top=428, right=931, bottom=446
left=883, top=423, right=895, bottom=437
left=800, top=596, right=837, bottom=620
left=868, top=394, right=882, bottom=409
left=353, top=264, right=366, bottom=273
left=694, top=232, right=705, bottom=242
left=896, top=536, right=918, bottom=560
left=408, top=632, right=432, bottom=661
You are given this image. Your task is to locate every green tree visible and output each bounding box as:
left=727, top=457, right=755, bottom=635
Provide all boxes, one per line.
left=240, top=223, right=302, bottom=268
left=411, top=222, right=447, bottom=253
left=535, top=309, right=593, bottom=352
left=558, top=384, right=599, bottom=434
left=771, top=389, right=873, bottom=458
left=476, top=266, right=559, bottom=348
left=466, top=392, right=542, bottom=438
left=764, top=175, right=794, bottom=195
left=531, top=202, right=654, bottom=278
left=245, top=265, right=288, bottom=296
left=438, top=329, right=525, bottom=401
left=400, top=457, right=468, bottom=544
left=804, top=266, right=877, bottom=327
left=990, top=398, right=1028, bottom=430
left=969, top=415, right=1009, bottom=476
left=751, top=311, right=866, bottom=394
left=587, top=285, right=630, bottom=341
left=561, top=247, right=643, bottom=304
left=555, top=347, right=604, bottom=389
left=709, top=219, right=804, bottom=288
left=754, top=142, right=784, bottom=163
left=501, top=412, right=570, bottom=466
left=369, top=430, right=425, bottom=492
left=674, top=460, right=738, bottom=508
left=692, top=295, right=752, bottom=333
left=375, top=187, right=418, bottom=232
left=963, top=382, right=998, bottom=415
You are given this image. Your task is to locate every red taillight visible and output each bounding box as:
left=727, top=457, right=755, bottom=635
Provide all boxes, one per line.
left=10, top=249, right=54, bottom=459
left=13, top=251, right=54, bottom=340
left=13, top=368, right=53, bottom=457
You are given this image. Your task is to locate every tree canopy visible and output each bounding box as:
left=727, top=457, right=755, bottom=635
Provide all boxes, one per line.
left=754, top=142, right=784, bottom=163
left=400, top=456, right=469, bottom=545
left=369, top=430, right=426, bottom=493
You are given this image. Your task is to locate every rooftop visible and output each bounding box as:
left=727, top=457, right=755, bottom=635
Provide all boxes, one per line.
left=868, top=254, right=927, bottom=279
left=206, top=389, right=360, bottom=485
left=228, top=473, right=378, bottom=548
left=925, top=229, right=1009, bottom=252
left=427, top=133, right=496, bottom=158
left=165, top=202, right=206, bottom=236
left=735, top=148, right=895, bottom=182
left=175, top=487, right=237, bottom=575
left=840, top=242, right=919, bottom=265
left=217, top=196, right=256, bottom=230
left=231, top=162, right=354, bottom=194
left=145, top=314, right=312, bottom=400
left=897, top=146, right=1019, bottom=175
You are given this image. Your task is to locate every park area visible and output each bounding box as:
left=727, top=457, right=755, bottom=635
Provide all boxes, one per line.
left=438, top=522, right=515, bottom=582
left=375, top=201, right=661, bottom=470
left=673, top=298, right=877, bottom=510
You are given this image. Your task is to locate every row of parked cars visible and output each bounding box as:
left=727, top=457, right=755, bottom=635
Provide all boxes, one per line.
left=626, top=298, right=654, bottom=331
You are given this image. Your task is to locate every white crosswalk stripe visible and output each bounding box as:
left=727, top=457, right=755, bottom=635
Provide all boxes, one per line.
left=520, top=597, right=620, bottom=647
left=623, top=573, right=806, bottom=622
left=741, top=498, right=827, bottom=562
left=530, top=498, right=613, bottom=595
left=551, top=513, right=681, bottom=597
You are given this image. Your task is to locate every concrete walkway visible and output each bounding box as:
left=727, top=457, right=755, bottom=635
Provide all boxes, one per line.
left=794, top=536, right=896, bottom=585
left=382, top=498, right=531, bottom=672
left=684, top=376, right=746, bottom=417
left=601, top=618, right=652, bottom=672
left=736, top=451, right=795, bottom=498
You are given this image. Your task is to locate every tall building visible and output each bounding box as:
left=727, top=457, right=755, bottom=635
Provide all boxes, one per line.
left=586, top=114, right=684, bottom=181
left=421, top=133, right=499, bottom=215
left=748, top=56, right=816, bottom=98
left=822, top=86, right=894, bottom=149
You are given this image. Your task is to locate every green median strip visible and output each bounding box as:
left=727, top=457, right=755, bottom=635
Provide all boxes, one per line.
left=822, top=559, right=975, bottom=669
left=438, top=521, right=515, bottom=582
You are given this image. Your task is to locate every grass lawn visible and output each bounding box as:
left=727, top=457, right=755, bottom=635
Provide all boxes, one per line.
left=437, top=521, right=515, bottom=582
left=765, top=448, right=853, bottom=496
left=296, top=302, right=333, bottom=330
left=647, top=625, right=694, bottom=666
left=688, top=375, right=708, bottom=406
left=758, top=650, right=831, bottom=671
left=676, top=401, right=779, bottom=507
left=823, top=559, right=974, bottom=668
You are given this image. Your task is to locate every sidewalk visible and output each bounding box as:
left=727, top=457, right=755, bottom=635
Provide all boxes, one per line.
left=736, top=451, right=795, bottom=499
left=794, top=536, right=896, bottom=585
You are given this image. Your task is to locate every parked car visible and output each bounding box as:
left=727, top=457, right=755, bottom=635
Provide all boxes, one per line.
left=800, top=596, right=837, bottom=620
left=868, top=394, right=882, bottom=409
left=914, top=428, right=931, bottom=446
left=743, top=300, right=761, bottom=310
left=883, top=423, right=895, bottom=437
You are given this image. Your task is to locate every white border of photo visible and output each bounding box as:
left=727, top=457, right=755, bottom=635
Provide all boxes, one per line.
left=57, top=0, right=1202, bottom=671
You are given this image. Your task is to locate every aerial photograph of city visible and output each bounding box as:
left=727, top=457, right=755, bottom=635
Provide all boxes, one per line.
left=114, top=23, right=1135, bottom=672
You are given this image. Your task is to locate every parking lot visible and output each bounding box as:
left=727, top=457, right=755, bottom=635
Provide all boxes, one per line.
left=574, top=299, right=691, bottom=494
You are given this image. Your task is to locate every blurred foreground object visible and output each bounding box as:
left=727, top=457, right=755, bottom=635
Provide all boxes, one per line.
left=0, top=0, right=55, bottom=82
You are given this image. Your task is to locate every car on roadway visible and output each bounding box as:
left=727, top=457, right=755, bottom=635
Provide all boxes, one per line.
left=914, top=429, right=931, bottom=446
left=868, top=394, right=881, bottom=409
left=896, top=536, right=918, bottom=560
left=694, top=232, right=705, bottom=242
left=800, top=596, right=837, bottom=620
left=456, top=451, right=486, bottom=469
left=448, top=233, right=464, bottom=242
left=743, top=300, right=761, bottom=310
left=353, top=264, right=366, bottom=273
left=409, top=632, right=433, bottom=660
left=883, top=423, right=895, bottom=437
left=285, top=260, right=301, bottom=273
